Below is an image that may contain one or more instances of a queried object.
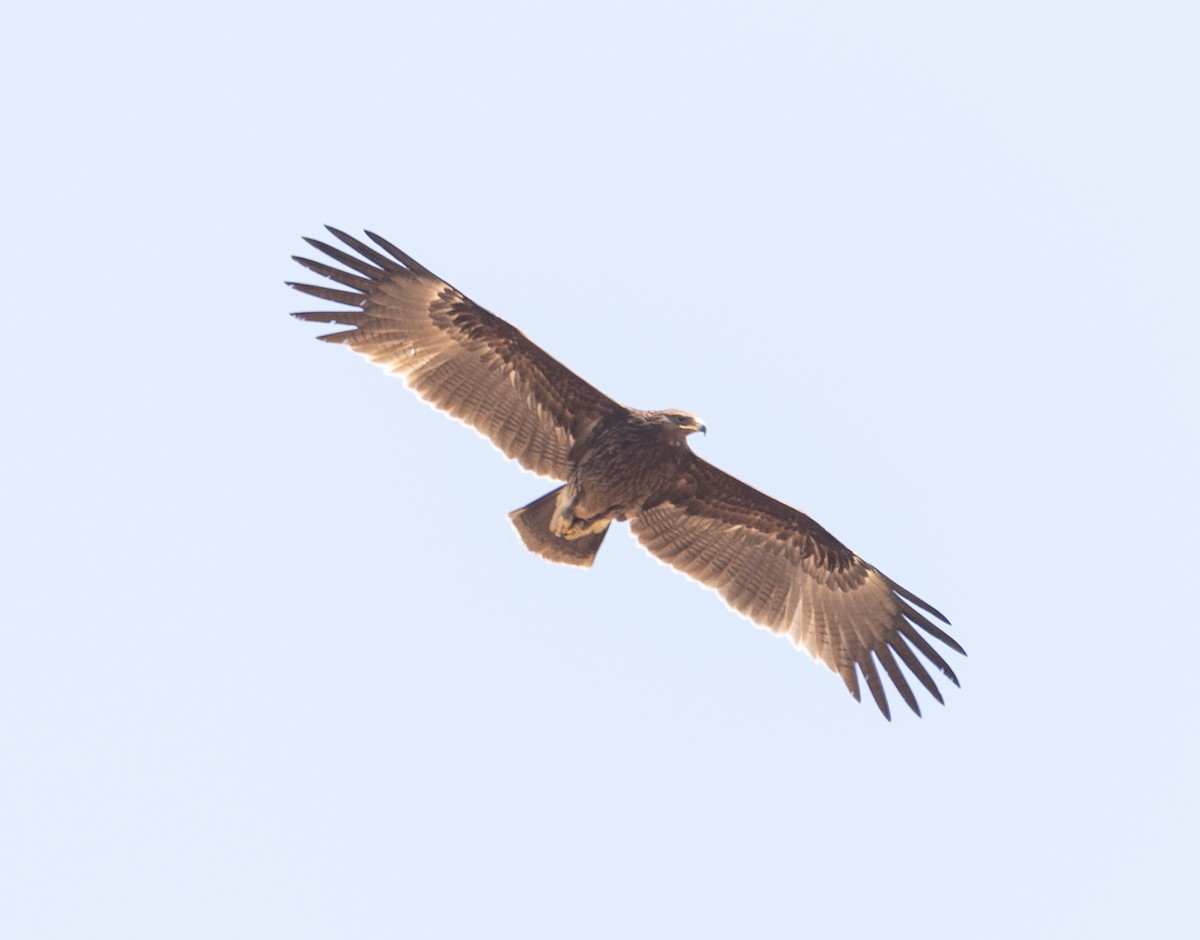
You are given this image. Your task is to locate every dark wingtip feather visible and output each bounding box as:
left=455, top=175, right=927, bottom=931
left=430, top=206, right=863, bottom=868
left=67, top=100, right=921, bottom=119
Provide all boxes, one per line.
left=291, top=255, right=375, bottom=292
left=292, top=311, right=345, bottom=323
left=287, top=281, right=366, bottom=307
left=875, top=645, right=921, bottom=717
left=931, top=657, right=961, bottom=689
left=891, top=636, right=945, bottom=706
left=894, top=621, right=961, bottom=689
left=365, top=230, right=433, bottom=275
left=890, top=579, right=952, bottom=626
left=905, top=604, right=967, bottom=657
left=322, top=226, right=406, bottom=274
left=300, top=236, right=390, bottom=279
left=860, top=660, right=892, bottom=721
left=839, top=662, right=862, bottom=703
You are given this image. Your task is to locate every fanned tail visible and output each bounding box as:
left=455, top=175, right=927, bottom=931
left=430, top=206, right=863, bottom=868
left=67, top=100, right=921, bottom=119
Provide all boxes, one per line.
left=509, top=487, right=609, bottom=568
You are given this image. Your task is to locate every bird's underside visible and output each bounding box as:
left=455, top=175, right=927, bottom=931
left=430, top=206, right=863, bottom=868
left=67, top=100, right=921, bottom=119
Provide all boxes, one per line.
left=290, top=227, right=965, bottom=720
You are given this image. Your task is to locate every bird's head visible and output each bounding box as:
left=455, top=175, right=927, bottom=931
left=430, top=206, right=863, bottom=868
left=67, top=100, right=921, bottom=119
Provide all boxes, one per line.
left=658, top=409, right=707, bottom=438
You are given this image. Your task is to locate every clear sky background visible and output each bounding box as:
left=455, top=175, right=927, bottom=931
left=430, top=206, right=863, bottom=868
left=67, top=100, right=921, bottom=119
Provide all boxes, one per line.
left=3, top=2, right=1198, bottom=937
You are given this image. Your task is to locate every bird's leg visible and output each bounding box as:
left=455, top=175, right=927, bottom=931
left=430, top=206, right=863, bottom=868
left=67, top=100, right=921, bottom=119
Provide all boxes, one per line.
left=549, top=484, right=610, bottom=540
left=551, top=507, right=608, bottom=540
left=562, top=514, right=611, bottom=539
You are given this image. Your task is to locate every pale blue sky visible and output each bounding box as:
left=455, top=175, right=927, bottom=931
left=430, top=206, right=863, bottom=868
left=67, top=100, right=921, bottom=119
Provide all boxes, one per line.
left=3, top=2, right=1198, bottom=937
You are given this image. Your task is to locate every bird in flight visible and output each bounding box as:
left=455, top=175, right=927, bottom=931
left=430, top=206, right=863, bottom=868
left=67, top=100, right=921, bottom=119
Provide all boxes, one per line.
left=290, top=228, right=964, bottom=719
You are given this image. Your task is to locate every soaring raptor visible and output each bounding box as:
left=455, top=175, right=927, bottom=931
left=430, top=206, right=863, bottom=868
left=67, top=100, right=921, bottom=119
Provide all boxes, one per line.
left=290, top=228, right=964, bottom=719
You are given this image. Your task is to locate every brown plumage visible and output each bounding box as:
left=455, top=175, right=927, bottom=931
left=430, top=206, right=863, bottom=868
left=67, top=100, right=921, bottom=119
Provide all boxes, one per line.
left=290, top=227, right=964, bottom=719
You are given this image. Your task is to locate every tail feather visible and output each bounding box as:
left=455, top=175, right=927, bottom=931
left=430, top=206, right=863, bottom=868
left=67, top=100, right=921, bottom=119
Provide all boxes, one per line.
left=508, top=487, right=609, bottom=568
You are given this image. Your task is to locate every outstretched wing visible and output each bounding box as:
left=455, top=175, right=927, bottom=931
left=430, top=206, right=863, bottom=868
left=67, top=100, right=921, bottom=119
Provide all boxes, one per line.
left=630, top=456, right=964, bottom=719
left=290, top=228, right=622, bottom=480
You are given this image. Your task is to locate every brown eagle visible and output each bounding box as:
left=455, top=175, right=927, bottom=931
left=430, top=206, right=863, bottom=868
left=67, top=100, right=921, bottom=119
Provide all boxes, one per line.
left=290, top=228, right=964, bottom=719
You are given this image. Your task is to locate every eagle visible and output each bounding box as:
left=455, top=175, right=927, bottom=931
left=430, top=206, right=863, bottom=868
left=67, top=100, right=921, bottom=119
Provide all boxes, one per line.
left=290, top=227, right=964, bottom=719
